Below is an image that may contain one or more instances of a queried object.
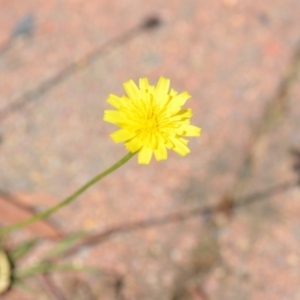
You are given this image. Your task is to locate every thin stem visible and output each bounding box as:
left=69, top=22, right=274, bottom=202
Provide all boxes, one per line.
left=0, top=152, right=135, bottom=235
left=15, top=262, right=102, bottom=279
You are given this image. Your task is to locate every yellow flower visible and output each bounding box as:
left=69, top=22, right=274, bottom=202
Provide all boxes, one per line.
left=104, top=77, right=201, bottom=164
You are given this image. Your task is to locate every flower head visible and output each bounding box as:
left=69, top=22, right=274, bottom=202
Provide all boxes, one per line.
left=104, top=77, right=201, bottom=164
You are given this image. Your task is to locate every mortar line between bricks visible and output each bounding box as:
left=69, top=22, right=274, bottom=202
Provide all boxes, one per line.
left=0, top=16, right=161, bottom=123
left=232, top=40, right=300, bottom=193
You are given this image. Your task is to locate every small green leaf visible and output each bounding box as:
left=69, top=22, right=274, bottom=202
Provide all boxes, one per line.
left=44, top=231, right=88, bottom=259
left=14, top=280, right=37, bottom=293
left=9, top=239, right=39, bottom=261
left=15, top=262, right=102, bottom=279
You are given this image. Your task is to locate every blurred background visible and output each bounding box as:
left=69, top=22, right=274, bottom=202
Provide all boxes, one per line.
left=1, top=0, right=300, bottom=299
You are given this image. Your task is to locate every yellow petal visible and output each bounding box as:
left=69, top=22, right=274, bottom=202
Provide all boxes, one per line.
left=163, top=136, right=175, bottom=149
left=170, top=91, right=191, bottom=108
left=103, top=110, right=127, bottom=125
left=179, top=125, right=202, bottom=137
left=178, top=137, right=189, bottom=145
left=170, top=109, right=193, bottom=121
left=123, top=80, right=140, bottom=99
left=139, top=78, right=150, bottom=92
left=144, top=133, right=158, bottom=149
left=154, top=143, right=168, bottom=161
left=138, top=147, right=153, bottom=164
left=169, top=137, right=191, bottom=156
left=169, top=89, right=178, bottom=97
left=107, top=94, right=123, bottom=109
left=110, top=129, right=136, bottom=143
left=154, top=77, right=170, bottom=98
left=125, top=137, right=143, bottom=152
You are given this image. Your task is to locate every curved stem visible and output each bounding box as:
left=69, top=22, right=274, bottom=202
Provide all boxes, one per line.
left=15, top=262, right=102, bottom=279
left=0, top=152, right=135, bottom=236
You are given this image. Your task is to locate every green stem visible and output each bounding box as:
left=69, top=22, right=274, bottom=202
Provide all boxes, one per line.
left=0, top=152, right=135, bottom=235
left=15, top=262, right=102, bottom=279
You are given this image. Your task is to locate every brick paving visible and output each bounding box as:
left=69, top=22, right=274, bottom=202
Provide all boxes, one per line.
left=1, top=0, right=300, bottom=299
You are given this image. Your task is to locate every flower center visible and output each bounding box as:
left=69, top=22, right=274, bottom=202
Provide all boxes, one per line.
left=143, top=118, right=158, bottom=132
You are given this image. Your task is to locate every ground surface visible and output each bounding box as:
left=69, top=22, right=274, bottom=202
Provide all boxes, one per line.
left=0, top=0, right=300, bottom=299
